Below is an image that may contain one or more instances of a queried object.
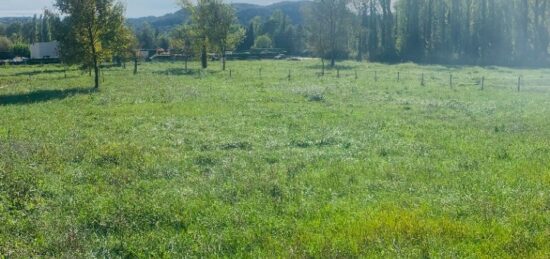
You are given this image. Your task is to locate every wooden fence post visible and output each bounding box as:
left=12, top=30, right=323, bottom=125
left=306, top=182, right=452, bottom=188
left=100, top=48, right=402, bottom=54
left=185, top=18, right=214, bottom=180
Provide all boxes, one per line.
left=450, top=74, right=453, bottom=88
left=397, top=72, right=400, bottom=81
left=229, top=69, right=232, bottom=78
left=421, top=73, right=425, bottom=86
left=375, top=71, right=378, bottom=82
left=288, top=70, right=291, bottom=81
left=517, top=76, right=521, bottom=92
left=355, top=70, right=358, bottom=80
left=337, top=69, right=340, bottom=78
left=481, top=76, right=484, bottom=90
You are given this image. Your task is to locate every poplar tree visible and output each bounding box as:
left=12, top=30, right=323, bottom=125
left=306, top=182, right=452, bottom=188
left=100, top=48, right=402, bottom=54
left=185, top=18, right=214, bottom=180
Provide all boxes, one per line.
left=306, top=0, right=352, bottom=67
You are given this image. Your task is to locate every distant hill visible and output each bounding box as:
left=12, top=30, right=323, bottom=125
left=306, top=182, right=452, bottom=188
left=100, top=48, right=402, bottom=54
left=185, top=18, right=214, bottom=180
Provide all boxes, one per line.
left=233, top=1, right=311, bottom=25
left=126, top=10, right=189, bottom=33
left=127, top=1, right=312, bottom=33
left=0, top=17, right=32, bottom=25
left=0, top=1, right=311, bottom=34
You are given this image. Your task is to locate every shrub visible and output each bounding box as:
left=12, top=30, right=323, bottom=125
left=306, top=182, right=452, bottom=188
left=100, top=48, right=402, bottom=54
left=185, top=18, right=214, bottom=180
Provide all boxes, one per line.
left=0, top=36, right=12, bottom=52
left=11, top=43, right=30, bottom=57
left=254, top=35, right=272, bottom=49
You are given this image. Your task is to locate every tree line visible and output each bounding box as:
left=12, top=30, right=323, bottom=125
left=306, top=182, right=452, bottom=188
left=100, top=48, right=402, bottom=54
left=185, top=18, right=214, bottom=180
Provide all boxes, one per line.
left=1, top=0, right=548, bottom=88
left=0, top=11, right=60, bottom=59
left=308, top=0, right=550, bottom=67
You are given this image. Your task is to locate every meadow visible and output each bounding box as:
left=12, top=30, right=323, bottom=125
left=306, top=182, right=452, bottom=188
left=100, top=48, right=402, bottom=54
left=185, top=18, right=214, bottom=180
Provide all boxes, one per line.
left=0, top=60, right=549, bottom=257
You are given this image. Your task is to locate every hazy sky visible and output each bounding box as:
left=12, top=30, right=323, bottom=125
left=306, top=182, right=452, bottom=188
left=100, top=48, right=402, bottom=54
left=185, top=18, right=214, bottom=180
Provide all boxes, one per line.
left=0, top=0, right=290, bottom=18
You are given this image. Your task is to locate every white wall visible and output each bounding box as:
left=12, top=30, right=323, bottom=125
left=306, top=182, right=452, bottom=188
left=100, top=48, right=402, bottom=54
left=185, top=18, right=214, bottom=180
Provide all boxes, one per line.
left=30, top=41, right=60, bottom=59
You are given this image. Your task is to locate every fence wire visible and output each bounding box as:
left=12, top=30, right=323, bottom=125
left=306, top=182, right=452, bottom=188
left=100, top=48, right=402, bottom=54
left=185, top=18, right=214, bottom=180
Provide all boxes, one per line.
left=1, top=63, right=549, bottom=94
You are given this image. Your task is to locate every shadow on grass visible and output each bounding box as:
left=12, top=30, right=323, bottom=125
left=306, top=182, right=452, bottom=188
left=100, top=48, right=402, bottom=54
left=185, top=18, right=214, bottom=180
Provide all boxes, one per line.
left=153, top=68, right=199, bottom=76
left=1, top=68, right=69, bottom=77
left=153, top=68, right=224, bottom=76
left=0, top=87, right=96, bottom=106
left=305, top=64, right=360, bottom=71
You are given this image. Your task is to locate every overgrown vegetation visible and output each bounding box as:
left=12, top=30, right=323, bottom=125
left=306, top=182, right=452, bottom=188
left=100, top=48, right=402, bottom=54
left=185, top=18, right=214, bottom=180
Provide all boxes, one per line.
left=2, top=0, right=549, bottom=68
left=1, top=60, right=549, bottom=257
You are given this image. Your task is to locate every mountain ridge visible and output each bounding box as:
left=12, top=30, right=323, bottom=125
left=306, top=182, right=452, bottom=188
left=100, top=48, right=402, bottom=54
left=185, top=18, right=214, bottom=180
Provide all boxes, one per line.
left=1, top=1, right=311, bottom=35
left=126, top=1, right=311, bottom=32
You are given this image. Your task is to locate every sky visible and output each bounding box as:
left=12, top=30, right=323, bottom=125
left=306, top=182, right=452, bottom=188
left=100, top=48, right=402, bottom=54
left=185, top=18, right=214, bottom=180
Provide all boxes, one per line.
left=0, top=0, right=291, bottom=18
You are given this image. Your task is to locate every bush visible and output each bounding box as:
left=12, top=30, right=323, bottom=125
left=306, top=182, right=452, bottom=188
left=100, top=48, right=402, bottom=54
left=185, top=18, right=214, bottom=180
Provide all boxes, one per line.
left=254, top=35, right=272, bottom=49
left=11, top=43, right=30, bottom=58
left=0, top=36, right=12, bottom=52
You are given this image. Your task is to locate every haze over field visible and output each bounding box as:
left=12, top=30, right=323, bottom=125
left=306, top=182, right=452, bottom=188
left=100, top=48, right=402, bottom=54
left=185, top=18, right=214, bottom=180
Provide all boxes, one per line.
left=0, top=0, right=300, bottom=17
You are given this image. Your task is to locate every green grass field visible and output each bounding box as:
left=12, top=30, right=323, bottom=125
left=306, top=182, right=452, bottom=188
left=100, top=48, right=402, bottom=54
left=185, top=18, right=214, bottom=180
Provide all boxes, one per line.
left=1, top=60, right=549, bottom=257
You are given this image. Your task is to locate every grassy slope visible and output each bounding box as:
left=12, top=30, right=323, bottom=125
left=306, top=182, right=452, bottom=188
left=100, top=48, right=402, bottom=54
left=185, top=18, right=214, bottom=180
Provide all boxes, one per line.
left=0, top=60, right=549, bottom=257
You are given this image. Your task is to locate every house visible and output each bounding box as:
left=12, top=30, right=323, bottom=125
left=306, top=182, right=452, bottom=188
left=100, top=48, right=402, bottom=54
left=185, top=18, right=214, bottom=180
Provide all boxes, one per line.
left=30, top=41, right=60, bottom=59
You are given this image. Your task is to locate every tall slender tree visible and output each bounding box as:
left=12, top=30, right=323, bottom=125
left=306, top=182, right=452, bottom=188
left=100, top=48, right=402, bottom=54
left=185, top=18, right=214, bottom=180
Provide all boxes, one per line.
left=171, top=25, right=194, bottom=71
left=207, top=1, right=244, bottom=70
left=306, top=0, right=352, bottom=67
left=236, top=22, right=255, bottom=51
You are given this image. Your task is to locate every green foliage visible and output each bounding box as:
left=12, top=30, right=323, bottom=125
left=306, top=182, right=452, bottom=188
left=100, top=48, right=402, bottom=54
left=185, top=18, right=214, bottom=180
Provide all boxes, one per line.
left=254, top=34, right=272, bottom=48
left=112, top=26, right=139, bottom=66
left=252, top=10, right=305, bottom=55
left=125, top=1, right=311, bottom=36
left=170, top=25, right=194, bottom=70
left=0, top=36, right=12, bottom=52
left=0, top=10, right=60, bottom=45
left=180, top=0, right=244, bottom=69
left=11, top=43, right=30, bottom=57
left=137, top=22, right=156, bottom=49
left=3, top=0, right=547, bottom=67
left=305, top=0, right=352, bottom=66
left=386, top=0, right=550, bottom=65
left=1, top=60, right=549, bottom=257
left=55, top=0, right=133, bottom=88
left=170, top=25, right=194, bottom=58
left=236, top=22, right=255, bottom=51
left=157, top=36, right=171, bottom=50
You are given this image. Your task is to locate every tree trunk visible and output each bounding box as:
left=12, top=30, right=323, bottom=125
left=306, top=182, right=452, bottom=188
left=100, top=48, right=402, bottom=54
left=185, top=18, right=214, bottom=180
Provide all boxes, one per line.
left=184, top=49, right=188, bottom=71
left=185, top=56, right=188, bottom=71
left=357, top=7, right=366, bottom=61
left=88, top=21, right=99, bottom=88
left=201, top=44, right=208, bottom=69
left=222, top=47, right=226, bottom=71
left=330, top=9, right=336, bottom=68
left=134, top=57, right=138, bottom=75
left=93, top=59, right=99, bottom=89
left=357, top=35, right=363, bottom=61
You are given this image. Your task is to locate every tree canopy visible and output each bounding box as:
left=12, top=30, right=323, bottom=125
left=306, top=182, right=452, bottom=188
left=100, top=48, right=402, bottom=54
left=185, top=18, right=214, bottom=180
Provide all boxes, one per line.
left=1, top=0, right=549, bottom=67
left=179, top=0, right=243, bottom=69
left=55, top=0, right=134, bottom=88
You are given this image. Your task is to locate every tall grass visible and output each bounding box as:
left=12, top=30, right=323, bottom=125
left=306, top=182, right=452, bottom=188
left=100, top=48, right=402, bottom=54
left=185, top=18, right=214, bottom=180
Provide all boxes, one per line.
left=0, top=60, right=549, bottom=257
